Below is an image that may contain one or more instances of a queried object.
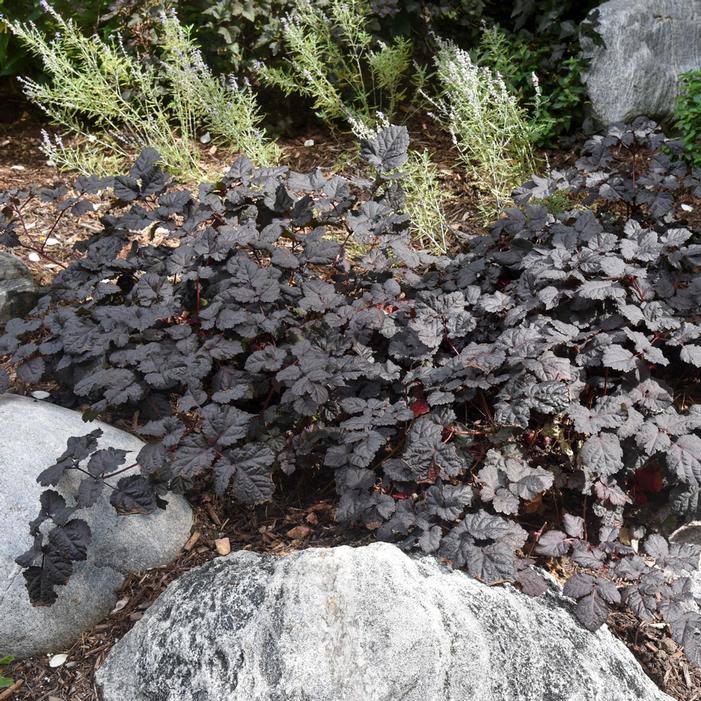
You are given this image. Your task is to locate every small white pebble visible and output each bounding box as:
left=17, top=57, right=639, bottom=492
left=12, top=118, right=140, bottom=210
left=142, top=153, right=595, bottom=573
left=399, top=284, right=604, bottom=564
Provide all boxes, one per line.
left=44, top=263, right=59, bottom=269
left=304, top=139, right=315, bottom=147
left=48, top=653, right=68, bottom=668
left=199, top=132, right=212, bottom=144
left=10, top=164, right=26, bottom=171
left=31, top=391, right=50, bottom=400
left=681, top=203, right=694, bottom=212
left=28, top=252, right=41, bottom=262
left=45, top=237, right=60, bottom=246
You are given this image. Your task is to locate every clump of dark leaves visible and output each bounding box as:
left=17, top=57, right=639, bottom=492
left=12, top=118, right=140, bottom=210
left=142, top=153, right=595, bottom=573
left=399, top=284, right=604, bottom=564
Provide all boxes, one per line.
left=1, top=119, right=701, bottom=666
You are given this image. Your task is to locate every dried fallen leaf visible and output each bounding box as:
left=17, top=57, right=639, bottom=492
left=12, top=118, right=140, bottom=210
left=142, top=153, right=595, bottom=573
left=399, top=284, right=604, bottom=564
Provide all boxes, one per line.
left=286, top=525, right=311, bottom=539
left=110, top=597, right=129, bottom=615
left=48, top=654, right=67, bottom=668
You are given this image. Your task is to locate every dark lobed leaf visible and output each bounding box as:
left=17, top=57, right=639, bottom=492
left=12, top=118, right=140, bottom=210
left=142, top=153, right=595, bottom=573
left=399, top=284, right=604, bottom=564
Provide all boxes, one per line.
left=574, top=590, right=611, bottom=632
left=110, top=475, right=161, bottom=514
left=360, top=125, right=410, bottom=173
left=47, top=519, right=91, bottom=561
left=86, top=448, right=128, bottom=477
left=22, top=553, right=72, bottom=607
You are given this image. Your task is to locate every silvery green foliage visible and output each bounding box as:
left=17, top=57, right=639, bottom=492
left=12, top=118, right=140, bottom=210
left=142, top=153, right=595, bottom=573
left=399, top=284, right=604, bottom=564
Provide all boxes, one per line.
left=2, top=121, right=701, bottom=666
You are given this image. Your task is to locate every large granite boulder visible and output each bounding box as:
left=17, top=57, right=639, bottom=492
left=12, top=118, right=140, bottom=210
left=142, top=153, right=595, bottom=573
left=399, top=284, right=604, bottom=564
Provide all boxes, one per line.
left=0, top=394, right=193, bottom=658
left=97, top=542, right=672, bottom=701
left=581, top=0, right=701, bottom=125
left=0, top=252, right=39, bottom=323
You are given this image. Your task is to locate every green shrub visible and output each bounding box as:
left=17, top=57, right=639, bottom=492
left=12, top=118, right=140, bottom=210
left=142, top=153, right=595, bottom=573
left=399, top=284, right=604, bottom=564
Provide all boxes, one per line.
left=472, top=24, right=587, bottom=147
left=258, top=0, right=425, bottom=132
left=431, top=39, right=538, bottom=219
left=3, top=5, right=279, bottom=176
left=676, top=68, right=701, bottom=168
left=401, top=149, right=452, bottom=254
left=259, top=0, right=448, bottom=252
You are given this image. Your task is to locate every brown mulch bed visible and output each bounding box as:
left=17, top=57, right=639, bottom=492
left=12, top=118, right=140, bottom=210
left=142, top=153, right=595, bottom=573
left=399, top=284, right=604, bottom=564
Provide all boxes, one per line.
left=0, top=112, right=480, bottom=281
left=1, top=113, right=700, bottom=701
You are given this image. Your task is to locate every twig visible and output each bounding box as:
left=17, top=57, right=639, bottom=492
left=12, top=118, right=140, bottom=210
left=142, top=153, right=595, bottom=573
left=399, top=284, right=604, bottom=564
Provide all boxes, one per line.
left=0, top=679, right=24, bottom=700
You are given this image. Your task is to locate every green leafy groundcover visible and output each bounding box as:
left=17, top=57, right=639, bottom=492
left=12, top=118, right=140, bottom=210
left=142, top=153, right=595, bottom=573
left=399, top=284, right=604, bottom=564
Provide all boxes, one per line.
left=1, top=119, right=701, bottom=666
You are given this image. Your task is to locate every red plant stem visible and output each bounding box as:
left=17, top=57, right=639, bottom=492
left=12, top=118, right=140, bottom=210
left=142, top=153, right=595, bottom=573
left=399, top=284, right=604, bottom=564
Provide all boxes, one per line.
left=13, top=204, right=67, bottom=268
left=41, top=206, right=68, bottom=251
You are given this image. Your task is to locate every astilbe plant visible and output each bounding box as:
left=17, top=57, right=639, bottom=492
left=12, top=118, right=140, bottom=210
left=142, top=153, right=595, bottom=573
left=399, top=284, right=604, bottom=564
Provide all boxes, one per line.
left=2, top=121, right=701, bottom=667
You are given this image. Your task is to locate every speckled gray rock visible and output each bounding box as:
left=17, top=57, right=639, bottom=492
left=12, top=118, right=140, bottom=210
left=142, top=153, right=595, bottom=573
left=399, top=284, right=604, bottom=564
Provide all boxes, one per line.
left=97, top=543, right=672, bottom=701
left=0, top=394, right=193, bottom=658
left=0, top=252, right=39, bottom=322
left=581, top=0, right=701, bottom=125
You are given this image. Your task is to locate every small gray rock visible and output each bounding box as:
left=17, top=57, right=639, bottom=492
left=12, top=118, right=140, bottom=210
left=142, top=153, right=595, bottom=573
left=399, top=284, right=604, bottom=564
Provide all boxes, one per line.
left=0, top=394, right=193, bottom=658
left=97, top=542, right=672, bottom=701
left=670, top=521, right=701, bottom=598
left=581, top=0, right=701, bottom=125
left=0, top=252, right=39, bottom=322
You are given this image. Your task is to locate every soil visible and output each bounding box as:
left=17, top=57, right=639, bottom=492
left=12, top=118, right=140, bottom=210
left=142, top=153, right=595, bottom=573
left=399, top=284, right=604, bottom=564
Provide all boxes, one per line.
left=1, top=112, right=701, bottom=701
